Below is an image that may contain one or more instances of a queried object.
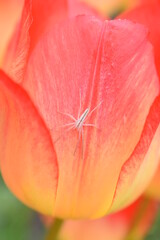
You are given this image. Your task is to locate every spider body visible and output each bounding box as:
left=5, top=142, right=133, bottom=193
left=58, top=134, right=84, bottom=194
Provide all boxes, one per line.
left=57, top=101, right=102, bottom=157
left=75, top=108, right=90, bottom=129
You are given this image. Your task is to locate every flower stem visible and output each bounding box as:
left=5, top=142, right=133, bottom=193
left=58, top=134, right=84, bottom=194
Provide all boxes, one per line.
left=45, top=218, right=63, bottom=240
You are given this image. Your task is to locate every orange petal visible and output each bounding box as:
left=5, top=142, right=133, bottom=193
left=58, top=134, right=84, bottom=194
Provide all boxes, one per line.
left=63, top=198, right=157, bottom=240
left=23, top=16, right=159, bottom=218
left=43, top=196, right=158, bottom=240
left=0, top=70, right=58, bottom=215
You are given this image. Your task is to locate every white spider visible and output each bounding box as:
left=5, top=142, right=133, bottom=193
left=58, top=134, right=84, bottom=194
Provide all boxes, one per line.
left=56, top=93, right=102, bottom=157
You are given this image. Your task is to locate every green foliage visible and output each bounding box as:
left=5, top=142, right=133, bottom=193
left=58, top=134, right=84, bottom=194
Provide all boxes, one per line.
left=145, top=207, right=160, bottom=240
left=0, top=174, right=45, bottom=240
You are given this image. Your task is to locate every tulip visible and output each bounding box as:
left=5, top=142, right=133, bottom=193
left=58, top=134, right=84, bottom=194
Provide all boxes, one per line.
left=43, top=197, right=158, bottom=240
left=0, top=1, right=160, bottom=219
left=0, top=0, right=24, bottom=65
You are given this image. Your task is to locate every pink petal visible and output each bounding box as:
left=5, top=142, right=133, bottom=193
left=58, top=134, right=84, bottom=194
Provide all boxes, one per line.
left=23, top=16, right=159, bottom=218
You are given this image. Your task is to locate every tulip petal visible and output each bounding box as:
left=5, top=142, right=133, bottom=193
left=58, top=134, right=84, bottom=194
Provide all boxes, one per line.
left=3, top=0, right=98, bottom=83
left=120, top=0, right=160, bottom=77
left=0, top=71, right=58, bottom=215
left=23, top=16, right=159, bottom=218
left=29, top=0, right=98, bottom=52
left=111, top=96, right=160, bottom=212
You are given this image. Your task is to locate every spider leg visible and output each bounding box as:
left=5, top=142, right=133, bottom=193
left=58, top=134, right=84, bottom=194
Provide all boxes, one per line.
left=54, top=125, right=75, bottom=144
left=86, top=101, right=103, bottom=120
left=83, top=123, right=97, bottom=128
left=81, top=127, right=84, bottom=160
left=74, top=127, right=82, bottom=156
left=78, top=89, right=82, bottom=119
left=58, top=122, right=75, bottom=128
left=57, top=110, right=76, bottom=121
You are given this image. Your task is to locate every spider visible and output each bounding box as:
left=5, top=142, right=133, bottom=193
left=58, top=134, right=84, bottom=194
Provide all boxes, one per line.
left=56, top=93, right=102, bottom=157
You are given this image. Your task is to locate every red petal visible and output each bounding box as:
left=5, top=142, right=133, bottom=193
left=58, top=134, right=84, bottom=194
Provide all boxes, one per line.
left=23, top=16, right=159, bottom=218
left=119, top=0, right=160, bottom=77
left=3, top=0, right=98, bottom=82
left=0, top=70, right=58, bottom=215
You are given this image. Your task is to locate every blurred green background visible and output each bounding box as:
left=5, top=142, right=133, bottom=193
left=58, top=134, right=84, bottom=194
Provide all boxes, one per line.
left=0, top=174, right=45, bottom=240
left=0, top=174, right=160, bottom=240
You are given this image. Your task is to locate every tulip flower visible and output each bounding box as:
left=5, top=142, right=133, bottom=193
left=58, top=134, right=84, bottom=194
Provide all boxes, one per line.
left=0, top=0, right=24, bottom=65
left=43, top=197, right=158, bottom=240
left=0, top=0, right=160, bottom=219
